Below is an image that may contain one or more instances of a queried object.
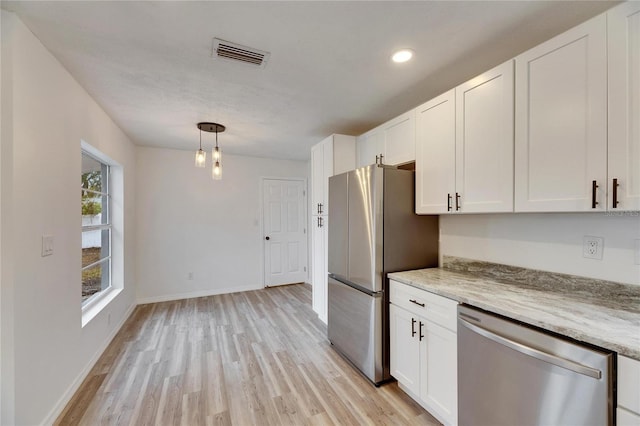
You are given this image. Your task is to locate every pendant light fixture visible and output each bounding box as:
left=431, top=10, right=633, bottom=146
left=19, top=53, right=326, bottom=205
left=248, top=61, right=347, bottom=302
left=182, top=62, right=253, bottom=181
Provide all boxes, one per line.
left=196, top=122, right=226, bottom=180
left=212, top=128, right=222, bottom=181
left=194, top=127, right=206, bottom=167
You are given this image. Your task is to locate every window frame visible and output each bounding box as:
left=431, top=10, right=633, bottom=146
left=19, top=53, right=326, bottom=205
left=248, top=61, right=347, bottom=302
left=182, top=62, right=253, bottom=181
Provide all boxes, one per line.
left=81, top=150, right=113, bottom=306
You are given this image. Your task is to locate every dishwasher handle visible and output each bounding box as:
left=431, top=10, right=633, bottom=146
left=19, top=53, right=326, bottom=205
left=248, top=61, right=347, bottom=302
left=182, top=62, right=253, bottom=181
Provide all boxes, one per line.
left=458, top=317, right=602, bottom=379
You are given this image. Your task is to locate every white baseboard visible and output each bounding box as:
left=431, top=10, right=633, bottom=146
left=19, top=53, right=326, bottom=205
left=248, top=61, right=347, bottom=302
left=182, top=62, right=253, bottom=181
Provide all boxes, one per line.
left=41, top=302, right=136, bottom=426
left=136, top=284, right=263, bottom=305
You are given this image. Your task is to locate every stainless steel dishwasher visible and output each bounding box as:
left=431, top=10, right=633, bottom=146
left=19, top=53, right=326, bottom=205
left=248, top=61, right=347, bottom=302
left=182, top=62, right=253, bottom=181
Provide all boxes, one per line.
left=457, top=305, right=613, bottom=426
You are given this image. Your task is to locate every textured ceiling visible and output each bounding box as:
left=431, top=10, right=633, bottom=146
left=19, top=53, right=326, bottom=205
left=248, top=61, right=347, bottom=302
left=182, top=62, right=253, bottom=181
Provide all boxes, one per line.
left=2, top=1, right=616, bottom=161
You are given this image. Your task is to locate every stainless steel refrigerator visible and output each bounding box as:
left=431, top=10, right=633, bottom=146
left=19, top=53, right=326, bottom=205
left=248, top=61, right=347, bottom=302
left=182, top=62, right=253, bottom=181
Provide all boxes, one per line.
left=327, top=164, right=439, bottom=385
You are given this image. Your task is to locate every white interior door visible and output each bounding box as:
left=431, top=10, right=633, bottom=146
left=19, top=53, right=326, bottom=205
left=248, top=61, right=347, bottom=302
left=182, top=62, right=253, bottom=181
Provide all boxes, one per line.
left=263, top=178, right=307, bottom=287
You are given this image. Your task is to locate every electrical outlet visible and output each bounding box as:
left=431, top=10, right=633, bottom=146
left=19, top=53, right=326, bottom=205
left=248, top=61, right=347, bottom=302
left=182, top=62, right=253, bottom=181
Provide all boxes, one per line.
left=583, top=236, right=604, bottom=260
left=635, top=240, right=640, bottom=265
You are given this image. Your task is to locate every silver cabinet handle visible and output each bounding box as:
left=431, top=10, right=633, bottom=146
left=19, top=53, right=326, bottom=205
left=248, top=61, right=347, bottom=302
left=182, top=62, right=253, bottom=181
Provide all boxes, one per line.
left=459, top=317, right=602, bottom=379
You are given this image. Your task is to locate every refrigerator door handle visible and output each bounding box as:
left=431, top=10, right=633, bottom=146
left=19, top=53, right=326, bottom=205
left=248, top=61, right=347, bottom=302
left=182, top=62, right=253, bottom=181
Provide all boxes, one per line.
left=459, top=317, right=602, bottom=379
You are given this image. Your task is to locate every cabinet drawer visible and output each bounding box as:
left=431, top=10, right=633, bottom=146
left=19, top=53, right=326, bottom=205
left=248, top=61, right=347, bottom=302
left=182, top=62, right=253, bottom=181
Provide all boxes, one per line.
left=619, top=355, right=640, bottom=415
left=389, top=280, right=458, bottom=332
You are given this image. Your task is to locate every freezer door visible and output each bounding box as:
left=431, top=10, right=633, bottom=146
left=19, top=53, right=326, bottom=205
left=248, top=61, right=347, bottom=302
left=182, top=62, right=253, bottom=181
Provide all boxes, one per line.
left=327, top=277, right=383, bottom=383
left=327, top=172, right=348, bottom=281
left=348, top=165, right=383, bottom=292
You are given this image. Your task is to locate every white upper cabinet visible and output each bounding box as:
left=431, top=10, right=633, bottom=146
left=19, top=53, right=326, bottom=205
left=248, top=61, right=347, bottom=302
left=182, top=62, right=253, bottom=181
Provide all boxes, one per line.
left=311, top=143, right=325, bottom=215
left=384, top=110, right=416, bottom=166
left=515, top=15, right=607, bottom=212
left=332, top=134, right=357, bottom=176
left=310, top=134, right=355, bottom=215
left=608, top=1, right=640, bottom=212
left=416, top=60, right=514, bottom=214
left=356, top=110, right=416, bottom=167
left=356, top=129, right=385, bottom=168
left=455, top=61, right=514, bottom=213
left=416, top=89, right=456, bottom=214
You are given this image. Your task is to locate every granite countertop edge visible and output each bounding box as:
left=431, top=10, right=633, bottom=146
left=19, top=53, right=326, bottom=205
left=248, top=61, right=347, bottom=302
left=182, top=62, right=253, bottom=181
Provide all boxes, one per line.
left=388, top=265, right=640, bottom=361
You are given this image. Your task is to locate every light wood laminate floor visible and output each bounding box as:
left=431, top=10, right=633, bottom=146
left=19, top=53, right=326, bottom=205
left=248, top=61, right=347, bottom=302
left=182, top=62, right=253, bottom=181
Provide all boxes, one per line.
left=56, top=284, right=440, bottom=425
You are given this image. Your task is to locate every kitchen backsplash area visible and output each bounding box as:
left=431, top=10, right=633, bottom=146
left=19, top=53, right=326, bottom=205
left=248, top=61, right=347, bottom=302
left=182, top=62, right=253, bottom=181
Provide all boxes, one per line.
left=439, top=212, right=640, bottom=286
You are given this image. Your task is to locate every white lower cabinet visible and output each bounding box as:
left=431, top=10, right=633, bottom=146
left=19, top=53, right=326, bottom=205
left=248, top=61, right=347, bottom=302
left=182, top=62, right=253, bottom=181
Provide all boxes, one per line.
left=311, top=215, right=327, bottom=323
left=389, top=280, right=458, bottom=425
left=618, top=408, right=640, bottom=426
left=420, top=320, right=457, bottom=423
left=618, top=355, right=640, bottom=425
left=389, top=304, right=421, bottom=394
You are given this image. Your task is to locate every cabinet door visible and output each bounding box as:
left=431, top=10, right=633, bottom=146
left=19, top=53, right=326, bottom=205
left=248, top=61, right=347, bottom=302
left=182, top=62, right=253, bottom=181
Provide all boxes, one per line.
left=311, top=217, right=327, bottom=323
left=332, top=134, right=356, bottom=175
left=322, top=139, right=333, bottom=215
left=456, top=60, right=514, bottom=213
left=608, top=2, right=640, bottom=211
left=389, top=304, right=420, bottom=397
left=420, top=321, right=457, bottom=426
left=416, top=90, right=456, bottom=214
left=357, top=129, right=385, bottom=167
left=384, top=110, right=415, bottom=166
left=618, top=355, right=640, bottom=417
left=356, top=135, right=369, bottom=168
left=515, top=15, right=607, bottom=212
left=617, top=408, right=640, bottom=426
left=311, top=143, right=324, bottom=215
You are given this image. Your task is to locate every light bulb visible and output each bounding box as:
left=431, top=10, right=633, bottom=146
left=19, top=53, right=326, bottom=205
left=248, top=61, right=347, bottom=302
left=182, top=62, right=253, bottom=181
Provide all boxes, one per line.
left=212, top=160, right=222, bottom=180
left=212, top=146, right=221, bottom=161
left=391, top=49, right=414, bottom=63
left=195, top=149, right=206, bottom=167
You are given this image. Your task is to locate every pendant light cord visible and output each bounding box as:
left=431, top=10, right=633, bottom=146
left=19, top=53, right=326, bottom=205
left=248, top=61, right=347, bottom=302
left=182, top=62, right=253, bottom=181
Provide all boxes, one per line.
left=199, top=129, right=203, bottom=150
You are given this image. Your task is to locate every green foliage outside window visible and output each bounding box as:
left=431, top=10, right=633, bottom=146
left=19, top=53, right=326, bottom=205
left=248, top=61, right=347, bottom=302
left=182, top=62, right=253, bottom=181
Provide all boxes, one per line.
left=81, top=171, right=102, bottom=216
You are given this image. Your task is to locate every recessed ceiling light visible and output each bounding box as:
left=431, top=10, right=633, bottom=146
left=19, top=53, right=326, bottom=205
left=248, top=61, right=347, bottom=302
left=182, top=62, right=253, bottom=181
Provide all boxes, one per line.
left=392, top=49, right=414, bottom=63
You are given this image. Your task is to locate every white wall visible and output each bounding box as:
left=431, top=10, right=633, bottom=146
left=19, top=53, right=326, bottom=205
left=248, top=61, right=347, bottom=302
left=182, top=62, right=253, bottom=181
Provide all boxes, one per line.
left=440, top=213, right=640, bottom=285
left=135, top=147, right=308, bottom=303
left=0, top=12, right=137, bottom=425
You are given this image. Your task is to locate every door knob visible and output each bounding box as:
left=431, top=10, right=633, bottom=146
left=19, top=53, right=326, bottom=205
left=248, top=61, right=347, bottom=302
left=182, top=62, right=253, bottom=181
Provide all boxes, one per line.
left=265, top=236, right=270, bottom=241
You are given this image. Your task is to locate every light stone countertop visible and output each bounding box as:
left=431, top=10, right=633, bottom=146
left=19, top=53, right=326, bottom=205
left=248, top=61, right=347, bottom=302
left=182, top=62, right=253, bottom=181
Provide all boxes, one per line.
left=388, top=257, right=640, bottom=360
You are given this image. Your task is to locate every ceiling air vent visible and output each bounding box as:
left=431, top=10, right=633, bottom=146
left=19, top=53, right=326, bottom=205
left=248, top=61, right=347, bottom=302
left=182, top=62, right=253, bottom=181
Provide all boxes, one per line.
left=212, top=38, right=270, bottom=68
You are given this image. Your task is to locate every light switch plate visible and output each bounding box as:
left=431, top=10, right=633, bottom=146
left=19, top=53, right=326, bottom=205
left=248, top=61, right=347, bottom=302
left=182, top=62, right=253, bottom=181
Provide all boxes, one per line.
left=42, top=235, right=54, bottom=257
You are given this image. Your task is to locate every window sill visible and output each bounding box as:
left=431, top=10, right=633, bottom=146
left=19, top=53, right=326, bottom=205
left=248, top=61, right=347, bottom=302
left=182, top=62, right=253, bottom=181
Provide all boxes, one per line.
left=81, top=287, right=122, bottom=328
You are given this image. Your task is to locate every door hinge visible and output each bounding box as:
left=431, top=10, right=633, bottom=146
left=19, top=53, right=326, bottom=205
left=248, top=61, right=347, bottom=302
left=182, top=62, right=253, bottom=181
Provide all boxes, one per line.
left=304, top=266, right=307, bottom=272
left=303, top=189, right=306, bottom=196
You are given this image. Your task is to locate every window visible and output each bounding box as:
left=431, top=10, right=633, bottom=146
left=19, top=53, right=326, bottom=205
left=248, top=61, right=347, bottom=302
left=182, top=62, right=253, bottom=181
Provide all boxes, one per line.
left=81, top=151, right=111, bottom=304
